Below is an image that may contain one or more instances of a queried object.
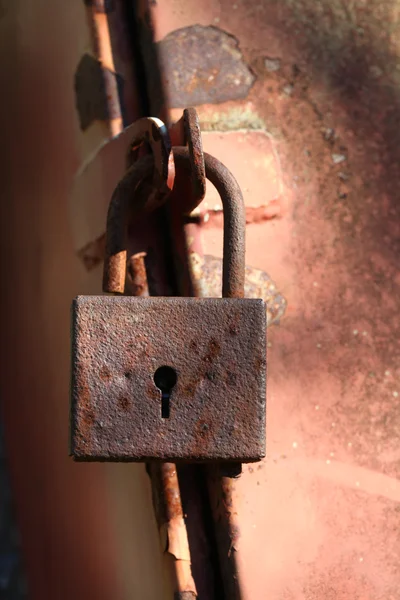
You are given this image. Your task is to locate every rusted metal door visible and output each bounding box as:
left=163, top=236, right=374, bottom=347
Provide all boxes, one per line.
left=141, top=1, right=400, bottom=597
left=2, top=0, right=400, bottom=598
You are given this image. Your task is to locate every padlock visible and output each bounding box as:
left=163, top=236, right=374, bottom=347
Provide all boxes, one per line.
left=71, top=148, right=266, bottom=462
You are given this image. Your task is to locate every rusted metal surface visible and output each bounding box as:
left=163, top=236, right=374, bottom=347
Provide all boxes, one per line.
left=175, top=464, right=227, bottom=597
left=206, top=464, right=242, bottom=600
left=189, top=253, right=287, bottom=326
left=7, top=0, right=400, bottom=596
left=166, top=107, right=207, bottom=217
left=158, top=25, right=255, bottom=107
left=104, top=147, right=246, bottom=298
left=173, top=148, right=245, bottom=299
left=71, top=54, right=257, bottom=590
left=120, top=115, right=199, bottom=596
left=128, top=116, right=175, bottom=206
left=82, top=0, right=124, bottom=135
left=176, top=145, right=248, bottom=600
left=70, top=119, right=177, bottom=269
left=71, top=296, right=266, bottom=462
left=74, top=53, right=123, bottom=131
left=106, top=0, right=143, bottom=126
left=167, top=131, right=252, bottom=596
left=183, top=108, right=206, bottom=205
left=147, top=463, right=197, bottom=598
left=148, top=0, right=400, bottom=597
left=102, top=154, right=154, bottom=293
left=121, top=112, right=201, bottom=598
left=126, top=252, right=149, bottom=297
left=134, top=0, right=169, bottom=120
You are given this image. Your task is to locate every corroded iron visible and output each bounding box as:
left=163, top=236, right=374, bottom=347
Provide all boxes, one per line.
left=147, top=462, right=197, bottom=597
left=72, top=141, right=266, bottom=462
left=104, top=148, right=246, bottom=297
left=102, top=154, right=154, bottom=294
left=126, top=252, right=149, bottom=297
left=71, top=296, right=266, bottom=461
left=183, top=108, right=206, bottom=205
left=167, top=108, right=206, bottom=214
left=172, top=148, right=246, bottom=299
left=128, top=116, right=175, bottom=204
left=158, top=26, right=255, bottom=107
left=128, top=117, right=175, bottom=212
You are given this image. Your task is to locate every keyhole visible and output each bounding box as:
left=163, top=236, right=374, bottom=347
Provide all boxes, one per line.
left=154, top=366, right=177, bottom=418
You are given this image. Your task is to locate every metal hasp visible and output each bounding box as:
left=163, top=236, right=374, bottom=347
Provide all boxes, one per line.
left=71, top=296, right=266, bottom=461
left=71, top=136, right=267, bottom=462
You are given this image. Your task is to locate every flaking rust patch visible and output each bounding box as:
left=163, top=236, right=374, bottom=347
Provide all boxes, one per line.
left=190, top=253, right=287, bottom=326
left=75, top=245, right=287, bottom=326
left=158, top=25, right=255, bottom=107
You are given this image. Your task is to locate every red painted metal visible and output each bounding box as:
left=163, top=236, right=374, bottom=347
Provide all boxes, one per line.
left=147, top=0, right=400, bottom=597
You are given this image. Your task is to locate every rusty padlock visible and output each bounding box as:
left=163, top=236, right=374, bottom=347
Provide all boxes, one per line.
left=71, top=148, right=266, bottom=462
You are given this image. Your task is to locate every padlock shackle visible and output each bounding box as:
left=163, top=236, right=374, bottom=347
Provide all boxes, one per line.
left=173, top=147, right=246, bottom=298
left=103, top=147, right=245, bottom=298
left=103, top=154, right=154, bottom=294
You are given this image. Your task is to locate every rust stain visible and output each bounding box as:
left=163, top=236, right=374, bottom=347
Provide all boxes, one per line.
left=228, top=312, right=241, bottom=336
left=71, top=378, right=96, bottom=456
left=118, top=396, right=130, bottom=411
left=99, top=366, right=111, bottom=381
left=160, top=463, right=184, bottom=521
left=168, top=108, right=207, bottom=214
left=203, top=339, right=221, bottom=364
left=225, top=371, right=238, bottom=388
left=189, top=339, right=198, bottom=352
left=146, top=381, right=160, bottom=401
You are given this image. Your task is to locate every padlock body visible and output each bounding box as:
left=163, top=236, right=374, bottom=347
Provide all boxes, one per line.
left=71, top=296, right=266, bottom=462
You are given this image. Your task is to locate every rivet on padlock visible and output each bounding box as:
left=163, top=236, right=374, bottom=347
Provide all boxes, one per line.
left=71, top=148, right=266, bottom=462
